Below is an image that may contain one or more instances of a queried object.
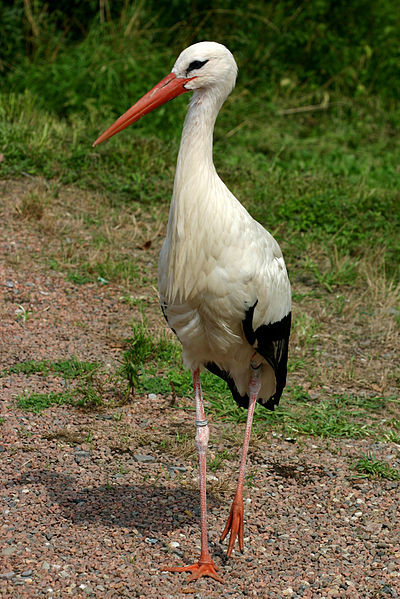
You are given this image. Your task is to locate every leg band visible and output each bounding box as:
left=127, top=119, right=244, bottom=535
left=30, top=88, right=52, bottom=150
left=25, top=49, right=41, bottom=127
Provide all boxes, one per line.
left=195, top=419, right=208, bottom=428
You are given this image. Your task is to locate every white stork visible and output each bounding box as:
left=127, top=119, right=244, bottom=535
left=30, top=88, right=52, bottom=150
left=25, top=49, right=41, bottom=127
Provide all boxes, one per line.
left=94, top=41, right=291, bottom=584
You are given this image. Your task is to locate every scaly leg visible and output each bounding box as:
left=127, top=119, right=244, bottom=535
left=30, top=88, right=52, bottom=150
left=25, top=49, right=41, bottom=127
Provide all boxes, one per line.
left=220, top=363, right=262, bottom=557
left=163, top=368, right=223, bottom=583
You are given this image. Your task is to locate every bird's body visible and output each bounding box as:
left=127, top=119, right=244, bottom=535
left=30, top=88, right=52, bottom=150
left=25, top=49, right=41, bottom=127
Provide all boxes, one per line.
left=94, top=41, right=291, bottom=584
left=159, top=43, right=291, bottom=405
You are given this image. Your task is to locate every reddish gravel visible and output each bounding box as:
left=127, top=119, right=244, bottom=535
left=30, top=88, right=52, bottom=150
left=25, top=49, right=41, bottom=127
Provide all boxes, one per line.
left=1, top=241, right=400, bottom=598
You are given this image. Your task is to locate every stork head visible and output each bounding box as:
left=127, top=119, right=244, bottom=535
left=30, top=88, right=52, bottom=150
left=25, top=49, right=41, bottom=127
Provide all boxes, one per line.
left=172, top=41, right=237, bottom=95
left=93, top=41, right=237, bottom=147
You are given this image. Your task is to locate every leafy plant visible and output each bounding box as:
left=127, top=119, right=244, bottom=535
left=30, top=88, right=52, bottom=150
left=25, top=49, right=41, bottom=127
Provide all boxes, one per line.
left=16, top=390, right=73, bottom=413
left=351, top=454, right=400, bottom=480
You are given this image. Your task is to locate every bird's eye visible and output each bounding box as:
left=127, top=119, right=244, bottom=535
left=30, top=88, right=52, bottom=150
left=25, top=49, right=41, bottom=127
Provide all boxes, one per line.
left=187, top=59, right=209, bottom=75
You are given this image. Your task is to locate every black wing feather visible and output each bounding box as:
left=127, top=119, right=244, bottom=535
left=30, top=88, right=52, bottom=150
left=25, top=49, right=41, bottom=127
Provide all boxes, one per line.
left=162, top=300, right=291, bottom=412
left=206, top=305, right=291, bottom=411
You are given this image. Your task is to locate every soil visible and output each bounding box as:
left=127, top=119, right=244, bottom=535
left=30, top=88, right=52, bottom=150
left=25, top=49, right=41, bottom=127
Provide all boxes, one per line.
left=1, top=179, right=400, bottom=598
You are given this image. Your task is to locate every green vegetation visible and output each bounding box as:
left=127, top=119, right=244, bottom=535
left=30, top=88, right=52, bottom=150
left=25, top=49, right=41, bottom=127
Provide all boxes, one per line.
left=2, top=358, right=99, bottom=378
left=351, top=454, right=400, bottom=481
left=16, top=390, right=73, bottom=413
left=1, top=1, right=400, bottom=285
left=119, top=323, right=399, bottom=441
left=1, top=3, right=399, bottom=435
left=6, top=358, right=105, bottom=412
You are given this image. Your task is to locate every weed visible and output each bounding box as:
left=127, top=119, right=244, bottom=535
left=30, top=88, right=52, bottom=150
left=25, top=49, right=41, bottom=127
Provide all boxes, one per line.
left=2, top=358, right=99, bottom=379
left=3, top=360, right=49, bottom=377
left=74, top=375, right=104, bottom=409
left=208, top=449, right=230, bottom=473
left=351, top=454, right=400, bottom=481
left=15, top=304, right=31, bottom=322
left=16, top=390, right=73, bottom=413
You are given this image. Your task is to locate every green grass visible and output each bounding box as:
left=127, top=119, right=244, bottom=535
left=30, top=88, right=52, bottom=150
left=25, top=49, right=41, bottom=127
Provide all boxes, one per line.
left=16, top=390, right=73, bottom=413
left=5, top=358, right=105, bottom=412
left=351, top=454, right=400, bottom=481
left=1, top=89, right=399, bottom=288
left=1, top=3, right=399, bottom=292
left=118, top=324, right=399, bottom=441
left=2, top=358, right=99, bottom=378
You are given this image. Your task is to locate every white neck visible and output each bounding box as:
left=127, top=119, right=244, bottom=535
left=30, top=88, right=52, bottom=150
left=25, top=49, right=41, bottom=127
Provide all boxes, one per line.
left=163, top=88, right=228, bottom=302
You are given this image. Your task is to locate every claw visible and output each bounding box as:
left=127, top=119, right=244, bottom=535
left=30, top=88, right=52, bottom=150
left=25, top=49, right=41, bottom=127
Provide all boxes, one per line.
left=220, top=497, right=244, bottom=557
left=162, top=558, right=224, bottom=583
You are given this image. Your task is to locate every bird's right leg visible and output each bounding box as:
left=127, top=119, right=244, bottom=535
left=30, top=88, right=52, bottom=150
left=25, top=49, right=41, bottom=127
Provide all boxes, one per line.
left=162, top=368, right=223, bottom=583
left=220, top=361, right=261, bottom=557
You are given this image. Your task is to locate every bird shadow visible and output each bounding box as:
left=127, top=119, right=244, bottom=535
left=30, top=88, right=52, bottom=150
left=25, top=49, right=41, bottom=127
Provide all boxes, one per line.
left=13, top=470, right=220, bottom=537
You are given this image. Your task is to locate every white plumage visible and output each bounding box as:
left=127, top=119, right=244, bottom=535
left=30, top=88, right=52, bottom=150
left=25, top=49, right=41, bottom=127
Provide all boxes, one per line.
left=94, top=41, right=291, bottom=584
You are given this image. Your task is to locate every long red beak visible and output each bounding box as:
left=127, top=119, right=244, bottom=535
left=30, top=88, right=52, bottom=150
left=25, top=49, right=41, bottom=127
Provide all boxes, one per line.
left=93, top=73, right=193, bottom=147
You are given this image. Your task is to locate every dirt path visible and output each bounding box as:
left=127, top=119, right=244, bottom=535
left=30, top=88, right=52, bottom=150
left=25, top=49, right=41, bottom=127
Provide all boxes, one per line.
left=1, top=180, right=400, bottom=598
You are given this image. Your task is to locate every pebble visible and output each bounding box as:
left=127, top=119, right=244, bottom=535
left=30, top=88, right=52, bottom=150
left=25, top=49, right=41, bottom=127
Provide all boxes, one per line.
left=74, top=450, right=91, bottom=458
left=133, top=454, right=155, bottom=463
left=2, top=545, right=17, bottom=556
left=167, top=465, right=187, bottom=475
left=0, top=572, right=15, bottom=580
left=148, top=393, right=157, bottom=400
left=21, top=569, right=33, bottom=577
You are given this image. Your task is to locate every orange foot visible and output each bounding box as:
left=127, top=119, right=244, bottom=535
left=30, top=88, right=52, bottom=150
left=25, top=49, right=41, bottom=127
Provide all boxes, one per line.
left=162, top=559, right=224, bottom=583
left=220, top=497, right=244, bottom=557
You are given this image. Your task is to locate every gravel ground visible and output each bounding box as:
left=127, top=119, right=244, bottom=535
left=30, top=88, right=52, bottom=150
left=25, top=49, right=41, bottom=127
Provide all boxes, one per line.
left=1, top=230, right=400, bottom=598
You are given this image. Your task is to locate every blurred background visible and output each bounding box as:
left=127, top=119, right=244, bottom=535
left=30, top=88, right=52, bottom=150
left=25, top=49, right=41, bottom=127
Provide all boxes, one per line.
left=0, top=0, right=399, bottom=280
left=1, top=0, right=399, bottom=113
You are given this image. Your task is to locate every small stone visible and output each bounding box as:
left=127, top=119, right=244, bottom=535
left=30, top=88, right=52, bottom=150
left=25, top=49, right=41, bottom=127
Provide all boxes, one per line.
left=2, top=546, right=17, bottom=556
left=133, top=454, right=155, bottom=463
left=74, top=450, right=91, bottom=458
left=167, top=465, right=187, bottom=475
left=0, top=572, right=15, bottom=580
left=148, top=393, right=157, bottom=400
left=41, top=562, right=50, bottom=570
left=5, top=280, right=14, bottom=288
left=145, top=537, right=159, bottom=544
left=282, top=588, right=294, bottom=597
left=21, top=569, right=33, bottom=577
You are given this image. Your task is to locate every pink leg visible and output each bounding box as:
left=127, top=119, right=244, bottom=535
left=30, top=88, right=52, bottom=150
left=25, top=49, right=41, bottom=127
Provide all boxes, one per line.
left=220, top=363, right=262, bottom=557
left=162, top=368, right=223, bottom=583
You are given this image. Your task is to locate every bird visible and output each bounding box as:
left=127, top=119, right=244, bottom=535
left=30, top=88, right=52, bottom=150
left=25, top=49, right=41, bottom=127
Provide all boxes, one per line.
left=93, top=41, right=291, bottom=584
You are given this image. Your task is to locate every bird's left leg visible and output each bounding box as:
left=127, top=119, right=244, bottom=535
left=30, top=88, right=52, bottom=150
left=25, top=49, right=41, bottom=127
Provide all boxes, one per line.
left=220, top=360, right=261, bottom=557
left=162, top=368, right=223, bottom=583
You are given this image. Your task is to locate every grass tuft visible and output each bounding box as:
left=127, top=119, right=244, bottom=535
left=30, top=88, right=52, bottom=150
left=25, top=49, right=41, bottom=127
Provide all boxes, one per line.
left=351, top=454, right=400, bottom=481
left=16, top=390, right=73, bottom=413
